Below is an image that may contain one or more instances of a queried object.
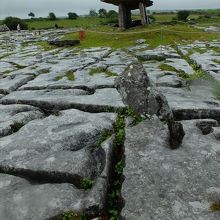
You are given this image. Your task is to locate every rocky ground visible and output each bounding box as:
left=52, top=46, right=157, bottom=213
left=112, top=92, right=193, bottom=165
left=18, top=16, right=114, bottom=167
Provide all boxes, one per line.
left=0, top=30, right=220, bottom=220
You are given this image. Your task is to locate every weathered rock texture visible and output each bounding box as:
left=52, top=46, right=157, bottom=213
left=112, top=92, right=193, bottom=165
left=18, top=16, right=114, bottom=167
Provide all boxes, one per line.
left=1, top=30, right=220, bottom=220
left=115, top=62, right=172, bottom=119
left=122, top=119, right=220, bottom=220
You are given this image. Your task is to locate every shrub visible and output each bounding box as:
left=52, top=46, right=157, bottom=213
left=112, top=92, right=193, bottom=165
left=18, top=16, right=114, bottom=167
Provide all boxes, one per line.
left=104, top=10, right=118, bottom=24
left=177, top=10, right=190, bottom=21
left=48, top=12, right=56, bottom=20
left=68, top=12, right=78, bottom=20
left=89, top=9, right=98, bottom=17
left=3, top=16, right=28, bottom=30
left=98, top=8, right=108, bottom=18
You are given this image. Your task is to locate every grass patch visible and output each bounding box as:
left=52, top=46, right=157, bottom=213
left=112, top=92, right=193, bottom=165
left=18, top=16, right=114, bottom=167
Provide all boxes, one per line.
left=94, top=130, right=113, bottom=149
left=193, top=47, right=207, bottom=54
left=61, top=211, right=86, bottom=220
left=209, top=46, right=220, bottom=54
left=27, top=17, right=107, bottom=30
left=51, top=110, right=61, bottom=116
left=105, top=70, right=118, bottom=77
left=80, top=178, right=94, bottom=190
left=62, top=23, right=220, bottom=49
left=38, top=68, right=50, bottom=74
left=210, top=201, right=220, bottom=211
left=89, top=67, right=117, bottom=77
left=89, top=67, right=106, bottom=76
left=66, top=71, right=75, bottom=81
left=115, top=160, right=124, bottom=175
left=55, top=75, right=63, bottom=81
left=3, top=70, right=12, bottom=74
left=213, top=59, right=220, bottom=65
left=159, top=63, right=178, bottom=72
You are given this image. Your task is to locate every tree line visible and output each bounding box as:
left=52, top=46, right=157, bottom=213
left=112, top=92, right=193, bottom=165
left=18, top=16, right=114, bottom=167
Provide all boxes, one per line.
left=27, top=9, right=117, bottom=21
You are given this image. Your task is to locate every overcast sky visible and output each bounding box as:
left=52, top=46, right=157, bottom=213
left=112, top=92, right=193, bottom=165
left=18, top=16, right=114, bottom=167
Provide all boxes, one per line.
left=0, top=0, right=220, bottom=19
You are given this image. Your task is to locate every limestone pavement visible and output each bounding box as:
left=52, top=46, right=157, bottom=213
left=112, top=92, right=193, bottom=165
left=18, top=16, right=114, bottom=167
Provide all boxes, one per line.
left=0, top=29, right=220, bottom=220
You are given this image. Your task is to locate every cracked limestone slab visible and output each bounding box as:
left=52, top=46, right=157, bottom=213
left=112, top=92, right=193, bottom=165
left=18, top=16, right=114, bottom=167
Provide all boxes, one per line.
left=190, top=52, right=220, bottom=71
left=1, top=88, right=125, bottom=111
left=0, top=74, right=34, bottom=94
left=165, top=58, right=194, bottom=75
left=101, top=50, right=138, bottom=66
left=135, top=46, right=181, bottom=61
left=0, top=146, right=112, bottom=220
left=158, top=84, right=220, bottom=121
left=156, top=74, right=184, bottom=88
left=0, top=109, right=116, bottom=186
left=0, top=104, right=44, bottom=137
left=19, top=68, right=116, bottom=91
left=0, top=61, right=17, bottom=75
left=122, top=119, right=220, bottom=220
left=80, top=47, right=112, bottom=60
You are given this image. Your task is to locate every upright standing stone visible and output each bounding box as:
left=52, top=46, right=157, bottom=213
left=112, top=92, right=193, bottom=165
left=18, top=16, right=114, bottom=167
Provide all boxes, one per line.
left=101, top=0, right=153, bottom=29
left=139, top=2, right=147, bottom=26
left=119, top=3, right=132, bottom=29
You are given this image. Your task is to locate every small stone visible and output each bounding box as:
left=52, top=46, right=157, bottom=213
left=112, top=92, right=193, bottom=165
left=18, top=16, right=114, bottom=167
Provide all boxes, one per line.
left=168, top=121, right=185, bottom=149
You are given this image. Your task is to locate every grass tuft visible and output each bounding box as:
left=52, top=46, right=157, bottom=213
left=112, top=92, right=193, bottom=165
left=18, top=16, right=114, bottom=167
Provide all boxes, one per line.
left=55, top=75, right=63, bottom=81
left=66, top=71, right=75, bottom=81
left=61, top=211, right=86, bottom=220
left=210, top=201, right=220, bottom=211
left=89, top=67, right=117, bottom=77
left=159, top=63, right=178, bottom=72
left=80, top=178, right=94, bottom=190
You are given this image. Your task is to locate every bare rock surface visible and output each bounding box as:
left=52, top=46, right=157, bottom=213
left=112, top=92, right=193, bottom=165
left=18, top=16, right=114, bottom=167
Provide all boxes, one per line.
left=1, top=30, right=220, bottom=220
left=0, top=104, right=44, bottom=137
left=1, top=88, right=125, bottom=111
left=122, top=119, right=220, bottom=220
left=115, top=62, right=172, bottom=119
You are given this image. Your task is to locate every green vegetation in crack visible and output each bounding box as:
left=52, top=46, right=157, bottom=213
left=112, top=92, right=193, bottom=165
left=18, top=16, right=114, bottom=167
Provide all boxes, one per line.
left=80, top=178, right=94, bottom=190
left=66, top=70, right=75, bottom=81
left=55, top=75, right=63, bottom=81
left=113, top=115, right=125, bottom=147
left=115, top=160, right=124, bottom=175
left=35, top=41, right=55, bottom=51
left=213, top=59, right=220, bottom=65
left=209, top=46, right=220, bottom=54
left=174, top=45, right=220, bottom=99
left=159, top=63, right=178, bottom=72
left=38, top=68, right=50, bottom=74
left=89, top=67, right=117, bottom=77
left=137, top=55, right=165, bottom=62
left=107, top=114, right=126, bottom=220
left=51, top=110, right=61, bottom=117
left=61, top=211, right=86, bottom=220
left=10, top=122, right=25, bottom=133
left=10, top=62, right=27, bottom=70
left=2, top=70, right=12, bottom=74
left=210, top=201, right=220, bottom=212
left=93, top=130, right=113, bottom=149
left=89, top=67, right=106, bottom=75
left=121, top=107, right=144, bottom=126
left=193, top=47, right=206, bottom=54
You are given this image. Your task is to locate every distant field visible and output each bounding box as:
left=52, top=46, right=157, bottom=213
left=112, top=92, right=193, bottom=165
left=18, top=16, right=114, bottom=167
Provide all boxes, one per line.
left=26, top=17, right=108, bottom=29
left=62, top=23, right=220, bottom=49
left=1, top=11, right=219, bottom=49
